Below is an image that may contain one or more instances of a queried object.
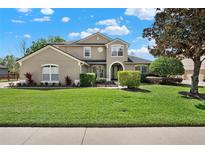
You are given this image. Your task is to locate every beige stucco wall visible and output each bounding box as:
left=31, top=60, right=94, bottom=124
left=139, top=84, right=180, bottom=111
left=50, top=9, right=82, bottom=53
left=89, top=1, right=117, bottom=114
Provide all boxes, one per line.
left=124, top=64, right=136, bottom=70
left=182, top=57, right=205, bottom=81
left=55, top=46, right=106, bottom=60
left=81, top=65, right=89, bottom=74
left=183, top=69, right=205, bottom=81
left=106, top=40, right=128, bottom=80
left=19, top=47, right=81, bottom=84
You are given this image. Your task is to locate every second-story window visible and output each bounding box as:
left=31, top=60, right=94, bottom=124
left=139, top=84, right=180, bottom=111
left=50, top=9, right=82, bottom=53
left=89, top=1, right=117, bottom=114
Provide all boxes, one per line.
left=111, top=45, right=124, bottom=57
left=84, top=47, right=91, bottom=58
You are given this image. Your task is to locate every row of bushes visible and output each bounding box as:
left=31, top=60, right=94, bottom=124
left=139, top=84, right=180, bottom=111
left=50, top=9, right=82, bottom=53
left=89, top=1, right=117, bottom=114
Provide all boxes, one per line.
left=21, top=73, right=74, bottom=87
left=16, top=82, right=76, bottom=87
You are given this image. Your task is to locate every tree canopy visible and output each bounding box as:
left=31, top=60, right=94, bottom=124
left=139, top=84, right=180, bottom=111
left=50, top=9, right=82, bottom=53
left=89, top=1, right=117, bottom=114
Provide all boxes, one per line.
left=25, top=36, right=65, bottom=56
left=143, top=8, right=205, bottom=94
left=149, top=57, right=184, bottom=77
left=1, top=55, right=19, bottom=73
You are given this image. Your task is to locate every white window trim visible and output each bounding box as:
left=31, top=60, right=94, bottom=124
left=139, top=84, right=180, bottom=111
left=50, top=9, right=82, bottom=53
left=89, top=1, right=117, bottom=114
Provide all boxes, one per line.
left=84, top=47, right=91, bottom=58
left=41, top=64, right=59, bottom=82
left=111, top=44, right=124, bottom=57
left=135, top=65, right=148, bottom=73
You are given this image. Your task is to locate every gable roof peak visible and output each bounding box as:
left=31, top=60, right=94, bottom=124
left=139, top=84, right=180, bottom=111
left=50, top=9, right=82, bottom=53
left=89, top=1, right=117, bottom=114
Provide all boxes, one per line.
left=73, top=32, right=113, bottom=44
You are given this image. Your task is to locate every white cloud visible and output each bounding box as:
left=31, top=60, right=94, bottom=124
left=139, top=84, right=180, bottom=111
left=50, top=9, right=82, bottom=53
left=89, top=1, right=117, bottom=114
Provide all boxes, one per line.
left=11, top=19, right=25, bottom=23
left=96, top=18, right=130, bottom=36
left=69, top=28, right=100, bottom=39
left=16, top=8, right=32, bottom=13
left=96, top=19, right=118, bottom=26
left=125, top=8, right=156, bottom=20
left=23, top=34, right=31, bottom=39
left=62, top=17, right=70, bottom=23
left=87, top=28, right=100, bottom=33
left=33, top=16, right=50, bottom=22
left=41, top=8, right=54, bottom=15
left=68, top=32, right=80, bottom=38
left=132, top=36, right=156, bottom=47
left=128, top=46, right=154, bottom=60
left=101, top=25, right=130, bottom=35
left=68, top=18, right=129, bottom=39
left=80, top=31, right=92, bottom=38
left=129, top=47, right=149, bottom=54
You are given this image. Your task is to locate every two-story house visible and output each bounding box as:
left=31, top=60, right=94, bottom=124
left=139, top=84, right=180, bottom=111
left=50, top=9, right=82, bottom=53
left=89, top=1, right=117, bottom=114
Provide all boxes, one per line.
left=17, top=32, right=151, bottom=84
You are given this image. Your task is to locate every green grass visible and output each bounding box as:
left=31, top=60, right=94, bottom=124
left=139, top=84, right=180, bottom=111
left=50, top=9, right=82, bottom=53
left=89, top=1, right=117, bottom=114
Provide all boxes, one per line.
left=1, top=84, right=205, bottom=127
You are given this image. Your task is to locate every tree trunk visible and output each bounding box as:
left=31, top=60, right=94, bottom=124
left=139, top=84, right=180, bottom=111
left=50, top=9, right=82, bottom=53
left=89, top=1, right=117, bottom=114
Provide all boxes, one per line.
left=190, top=57, right=202, bottom=94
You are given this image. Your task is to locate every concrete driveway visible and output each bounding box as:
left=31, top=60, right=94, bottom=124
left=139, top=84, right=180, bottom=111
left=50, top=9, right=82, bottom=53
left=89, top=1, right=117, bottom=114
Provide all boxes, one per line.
left=182, top=80, right=205, bottom=87
left=1, top=127, right=205, bottom=145
left=0, top=81, right=19, bottom=88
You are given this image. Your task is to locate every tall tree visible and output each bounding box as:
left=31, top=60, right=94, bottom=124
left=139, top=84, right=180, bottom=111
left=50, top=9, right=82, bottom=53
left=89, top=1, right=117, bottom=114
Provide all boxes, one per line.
left=2, top=55, right=19, bottom=73
left=19, top=39, right=27, bottom=56
left=143, top=8, right=205, bottom=94
left=25, top=36, right=65, bottom=56
left=0, top=57, right=3, bottom=65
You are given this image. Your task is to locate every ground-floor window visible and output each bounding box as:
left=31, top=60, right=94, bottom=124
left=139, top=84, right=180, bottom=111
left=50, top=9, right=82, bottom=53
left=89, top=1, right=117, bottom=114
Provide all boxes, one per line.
left=91, top=65, right=105, bottom=78
left=42, top=64, right=59, bottom=82
left=135, top=65, right=148, bottom=74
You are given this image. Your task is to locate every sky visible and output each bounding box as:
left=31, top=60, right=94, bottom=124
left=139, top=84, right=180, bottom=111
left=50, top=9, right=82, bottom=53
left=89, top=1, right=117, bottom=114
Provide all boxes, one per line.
left=0, top=8, right=156, bottom=60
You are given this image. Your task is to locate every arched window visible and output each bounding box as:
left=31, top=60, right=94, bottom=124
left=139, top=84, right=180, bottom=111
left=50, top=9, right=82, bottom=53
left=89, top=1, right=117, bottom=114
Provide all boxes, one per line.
left=42, top=64, right=59, bottom=82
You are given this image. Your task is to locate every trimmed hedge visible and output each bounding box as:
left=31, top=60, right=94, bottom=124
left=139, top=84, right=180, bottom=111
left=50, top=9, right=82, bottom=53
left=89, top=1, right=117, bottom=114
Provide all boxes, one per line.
left=80, top=73, right=96, bottom=87
left=118, top=71, right=141, bottom=89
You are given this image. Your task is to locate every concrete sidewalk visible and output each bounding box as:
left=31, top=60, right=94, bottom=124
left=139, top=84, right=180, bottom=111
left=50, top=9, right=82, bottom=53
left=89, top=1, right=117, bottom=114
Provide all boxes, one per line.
left=1, top=127, right=205, bottom=145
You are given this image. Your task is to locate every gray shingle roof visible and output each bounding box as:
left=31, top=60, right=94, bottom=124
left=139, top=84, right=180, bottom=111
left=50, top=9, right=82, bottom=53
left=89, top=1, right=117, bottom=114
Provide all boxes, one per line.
left=127, top=55, right=152, bottom=63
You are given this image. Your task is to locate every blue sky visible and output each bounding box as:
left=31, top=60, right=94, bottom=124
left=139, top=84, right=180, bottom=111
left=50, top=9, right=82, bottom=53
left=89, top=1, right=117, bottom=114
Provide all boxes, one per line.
left=0, top=8, right=156, bottom=60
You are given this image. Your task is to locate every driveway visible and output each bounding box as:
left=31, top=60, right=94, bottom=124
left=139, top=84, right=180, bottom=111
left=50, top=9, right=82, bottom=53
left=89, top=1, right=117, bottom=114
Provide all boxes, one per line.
left=0, top=81, right=19, bottom=88
left=182, top=80, right=205, bottom=87
left=1, top=127, right=205, bottom=145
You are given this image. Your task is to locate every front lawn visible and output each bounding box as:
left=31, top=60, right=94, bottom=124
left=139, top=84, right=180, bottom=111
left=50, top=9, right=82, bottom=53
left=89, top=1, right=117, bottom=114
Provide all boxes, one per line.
left=1, top=84, right=205, bottom=126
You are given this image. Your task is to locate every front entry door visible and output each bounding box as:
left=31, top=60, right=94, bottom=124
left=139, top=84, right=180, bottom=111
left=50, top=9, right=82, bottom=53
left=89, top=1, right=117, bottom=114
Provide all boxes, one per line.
left=111, top=65, right=123, bottom=80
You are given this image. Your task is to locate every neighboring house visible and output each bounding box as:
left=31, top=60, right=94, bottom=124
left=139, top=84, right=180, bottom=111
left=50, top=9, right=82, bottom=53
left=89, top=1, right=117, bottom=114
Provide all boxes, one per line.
left=0, top=64, right=8, bottom=77
left=17, top=32, right=151, bottom=84
left=182, top=58, right=205, bottom=82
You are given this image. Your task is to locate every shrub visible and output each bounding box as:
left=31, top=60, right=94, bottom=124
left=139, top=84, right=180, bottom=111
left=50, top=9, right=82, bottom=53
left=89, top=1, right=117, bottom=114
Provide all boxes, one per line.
left=96, top=78, right=107, bottom=84
left=58, top=82, right=62, bottom=86
left=65, top=76, right=72, bottom=86
left=24, top=72, right=34, bottom=86
left=118, top=71, right=141, bottom=89
left=16, top=82, right=22, bottom=87
left=149, top=56, right=184, bottom=77
left=80, top=73, right=96, bottom=87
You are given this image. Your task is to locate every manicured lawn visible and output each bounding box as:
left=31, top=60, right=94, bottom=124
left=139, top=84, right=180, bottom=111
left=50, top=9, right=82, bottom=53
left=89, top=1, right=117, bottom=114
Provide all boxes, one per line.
left=1, top=84, right=205, bottom=126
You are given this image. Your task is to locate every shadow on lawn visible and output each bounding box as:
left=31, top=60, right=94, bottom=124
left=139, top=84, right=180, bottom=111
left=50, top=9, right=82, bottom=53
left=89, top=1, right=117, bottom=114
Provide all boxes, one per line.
left=194, top=102, right=205, bottom=110
left=121, top=88, right=151, bottom=93
left=178, top=91, right=205, bottom=101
